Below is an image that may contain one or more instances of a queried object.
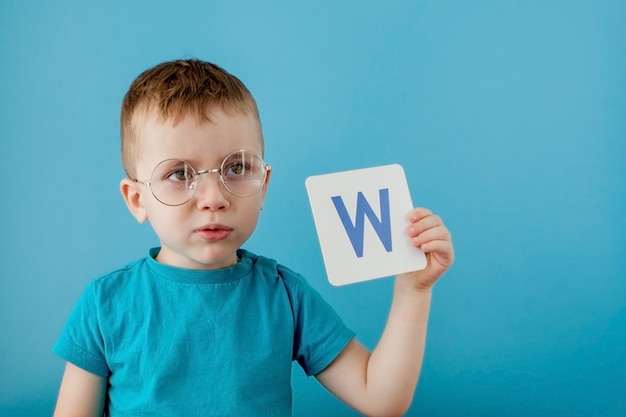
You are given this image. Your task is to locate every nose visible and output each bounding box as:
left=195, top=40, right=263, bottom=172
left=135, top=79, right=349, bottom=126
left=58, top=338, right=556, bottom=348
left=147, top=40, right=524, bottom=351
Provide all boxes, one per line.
left=193, top=170, right=230, bottom=211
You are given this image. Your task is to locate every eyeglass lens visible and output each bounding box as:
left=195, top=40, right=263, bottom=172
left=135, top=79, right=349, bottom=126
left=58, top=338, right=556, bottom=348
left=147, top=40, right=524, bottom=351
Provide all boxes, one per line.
left=149, top=150, right=267, bottom=206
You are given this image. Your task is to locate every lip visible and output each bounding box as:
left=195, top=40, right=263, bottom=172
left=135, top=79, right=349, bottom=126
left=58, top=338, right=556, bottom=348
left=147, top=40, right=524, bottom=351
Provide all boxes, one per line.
left=194, top=223, right=233, bottom=241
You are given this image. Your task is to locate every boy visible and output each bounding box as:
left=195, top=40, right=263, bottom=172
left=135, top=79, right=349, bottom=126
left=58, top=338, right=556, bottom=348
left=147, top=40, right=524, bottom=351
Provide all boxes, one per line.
left=53, top=59, right=454, bottom=417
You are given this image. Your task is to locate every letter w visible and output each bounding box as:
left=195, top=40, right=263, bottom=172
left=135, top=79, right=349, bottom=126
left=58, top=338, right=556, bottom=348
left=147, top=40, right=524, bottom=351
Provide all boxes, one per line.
left=331, top=189, right=392, bottom=258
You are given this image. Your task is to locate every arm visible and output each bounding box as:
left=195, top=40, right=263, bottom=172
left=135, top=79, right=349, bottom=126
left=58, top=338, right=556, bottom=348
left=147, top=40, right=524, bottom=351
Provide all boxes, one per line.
left=316, top=208, right=454, bottom=417
left=53, top=362, right=107, bottom=417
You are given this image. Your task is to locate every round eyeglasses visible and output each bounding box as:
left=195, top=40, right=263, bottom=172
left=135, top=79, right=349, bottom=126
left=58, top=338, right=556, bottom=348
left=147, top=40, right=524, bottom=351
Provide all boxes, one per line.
left=133, top=150, right=271, bottom=206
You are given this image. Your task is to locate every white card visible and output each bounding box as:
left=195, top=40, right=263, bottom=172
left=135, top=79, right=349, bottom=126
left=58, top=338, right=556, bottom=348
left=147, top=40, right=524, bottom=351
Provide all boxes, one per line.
left=305, top=164, right=427, bottom=286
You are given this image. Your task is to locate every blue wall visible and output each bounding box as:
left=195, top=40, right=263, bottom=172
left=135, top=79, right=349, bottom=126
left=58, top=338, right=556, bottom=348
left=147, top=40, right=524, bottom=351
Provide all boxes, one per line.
left=1, top=1, right=624, bottom=416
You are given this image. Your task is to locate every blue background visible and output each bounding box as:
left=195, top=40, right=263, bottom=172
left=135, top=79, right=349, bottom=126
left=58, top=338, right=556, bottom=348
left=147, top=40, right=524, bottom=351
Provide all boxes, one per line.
left=1, top=1, right=625, bottom=416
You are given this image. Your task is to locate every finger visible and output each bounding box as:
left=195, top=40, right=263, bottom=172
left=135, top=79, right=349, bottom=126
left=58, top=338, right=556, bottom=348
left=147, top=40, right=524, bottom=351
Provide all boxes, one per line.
left=411, top=225, right=451, bottom=247
left=420, top=238, right=454, bottom=257
left=407, top=215, right=444, bottom=237
left=407, top=207, right=433, bottom=223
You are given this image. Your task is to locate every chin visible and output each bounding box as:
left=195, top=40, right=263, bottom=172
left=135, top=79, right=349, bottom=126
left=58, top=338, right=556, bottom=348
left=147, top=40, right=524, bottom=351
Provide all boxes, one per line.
left=191, top=249, right=238, bottom=269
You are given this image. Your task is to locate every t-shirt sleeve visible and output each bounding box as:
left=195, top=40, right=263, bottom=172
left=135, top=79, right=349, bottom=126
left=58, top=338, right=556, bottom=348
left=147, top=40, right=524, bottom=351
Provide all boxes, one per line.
left=286, top=272, right=356, bottom=376
left=52, top=281, right=110, bottom=377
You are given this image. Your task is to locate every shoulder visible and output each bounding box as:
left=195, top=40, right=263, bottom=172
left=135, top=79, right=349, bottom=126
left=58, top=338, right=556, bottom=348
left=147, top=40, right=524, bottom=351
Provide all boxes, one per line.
left=239, top=248, right=306, bottom=288
left=239, top=249, right=328, bottom=309
left=86, top=256, right=148, bottom=297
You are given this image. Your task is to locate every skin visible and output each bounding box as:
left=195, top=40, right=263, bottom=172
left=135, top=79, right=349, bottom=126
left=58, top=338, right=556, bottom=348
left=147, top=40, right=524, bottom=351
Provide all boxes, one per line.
left=121, top=108, right=270, bottom=271
left=53, top=108, right=454, bottom=417
left=316, top=207, right=453, bottom=417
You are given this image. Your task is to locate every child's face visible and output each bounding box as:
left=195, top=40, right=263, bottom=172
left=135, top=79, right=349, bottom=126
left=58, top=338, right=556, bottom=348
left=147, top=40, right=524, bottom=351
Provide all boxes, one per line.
left=122, top=108, right=269, bottom=270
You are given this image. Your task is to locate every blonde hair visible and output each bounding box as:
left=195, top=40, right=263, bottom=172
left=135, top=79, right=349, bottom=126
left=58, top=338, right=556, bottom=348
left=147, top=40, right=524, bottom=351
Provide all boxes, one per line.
left=120, top=59, right=260, bottom=177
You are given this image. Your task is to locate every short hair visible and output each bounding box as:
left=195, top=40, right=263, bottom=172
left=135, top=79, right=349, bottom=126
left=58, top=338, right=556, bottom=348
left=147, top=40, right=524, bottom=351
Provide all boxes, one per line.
left=120, top=59, right=260, bottom=178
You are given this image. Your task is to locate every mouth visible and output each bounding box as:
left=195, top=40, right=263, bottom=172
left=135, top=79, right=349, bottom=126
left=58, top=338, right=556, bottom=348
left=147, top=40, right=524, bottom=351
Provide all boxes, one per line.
left=195, top=224, right=233, bottom=241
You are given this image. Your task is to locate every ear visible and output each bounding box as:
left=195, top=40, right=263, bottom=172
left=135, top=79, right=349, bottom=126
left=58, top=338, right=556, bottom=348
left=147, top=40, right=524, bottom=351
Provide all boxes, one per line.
left=259, top=167, right=272, bottom=210
left=120, top=178, right=148, bottom=224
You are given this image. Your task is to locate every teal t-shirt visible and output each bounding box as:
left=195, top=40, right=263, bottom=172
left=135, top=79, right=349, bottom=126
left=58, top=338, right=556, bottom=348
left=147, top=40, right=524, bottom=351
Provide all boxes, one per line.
left=53, top=248, right=355, bottom=416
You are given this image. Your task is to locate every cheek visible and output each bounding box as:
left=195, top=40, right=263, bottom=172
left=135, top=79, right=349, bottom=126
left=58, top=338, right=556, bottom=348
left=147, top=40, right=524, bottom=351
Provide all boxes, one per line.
left=245, top=195, right=264, bottom=211
left=240, top=199, right=264, bottom=226
left=143, top=203, right=182, bottom=231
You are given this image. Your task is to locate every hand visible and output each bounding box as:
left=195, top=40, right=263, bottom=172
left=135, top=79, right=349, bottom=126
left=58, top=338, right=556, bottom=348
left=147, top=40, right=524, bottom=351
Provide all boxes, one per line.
left=399, top=207, right=454, bottom=291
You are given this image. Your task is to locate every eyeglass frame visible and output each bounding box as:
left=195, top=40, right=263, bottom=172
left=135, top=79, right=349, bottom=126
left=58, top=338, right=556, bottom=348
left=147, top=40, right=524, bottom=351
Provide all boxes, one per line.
left=131, top=149, right=272, bottom=206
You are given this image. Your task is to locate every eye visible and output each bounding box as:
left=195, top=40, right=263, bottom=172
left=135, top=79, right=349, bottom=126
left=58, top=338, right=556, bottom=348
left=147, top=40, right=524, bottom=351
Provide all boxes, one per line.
left=167, top=168, right=193, bottom=182
left=224, top=161, right=247, bottom=176
left=159, top=162, right=194, bottom=183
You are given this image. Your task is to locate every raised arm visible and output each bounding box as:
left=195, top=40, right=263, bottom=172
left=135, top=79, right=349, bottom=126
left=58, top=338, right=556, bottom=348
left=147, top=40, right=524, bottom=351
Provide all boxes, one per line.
left=53, top=362, right=107, bottom=417
left=316, top=208, right=454, bottom=417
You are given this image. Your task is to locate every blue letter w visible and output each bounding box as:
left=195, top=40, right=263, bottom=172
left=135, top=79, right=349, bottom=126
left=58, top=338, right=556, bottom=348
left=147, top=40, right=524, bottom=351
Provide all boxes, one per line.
left=331, top=189, right=393, bottom=258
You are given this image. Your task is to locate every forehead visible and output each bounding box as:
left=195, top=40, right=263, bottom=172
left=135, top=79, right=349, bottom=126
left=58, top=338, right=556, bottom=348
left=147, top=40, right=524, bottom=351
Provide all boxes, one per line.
left=132, top=107, right=263, bottom=167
